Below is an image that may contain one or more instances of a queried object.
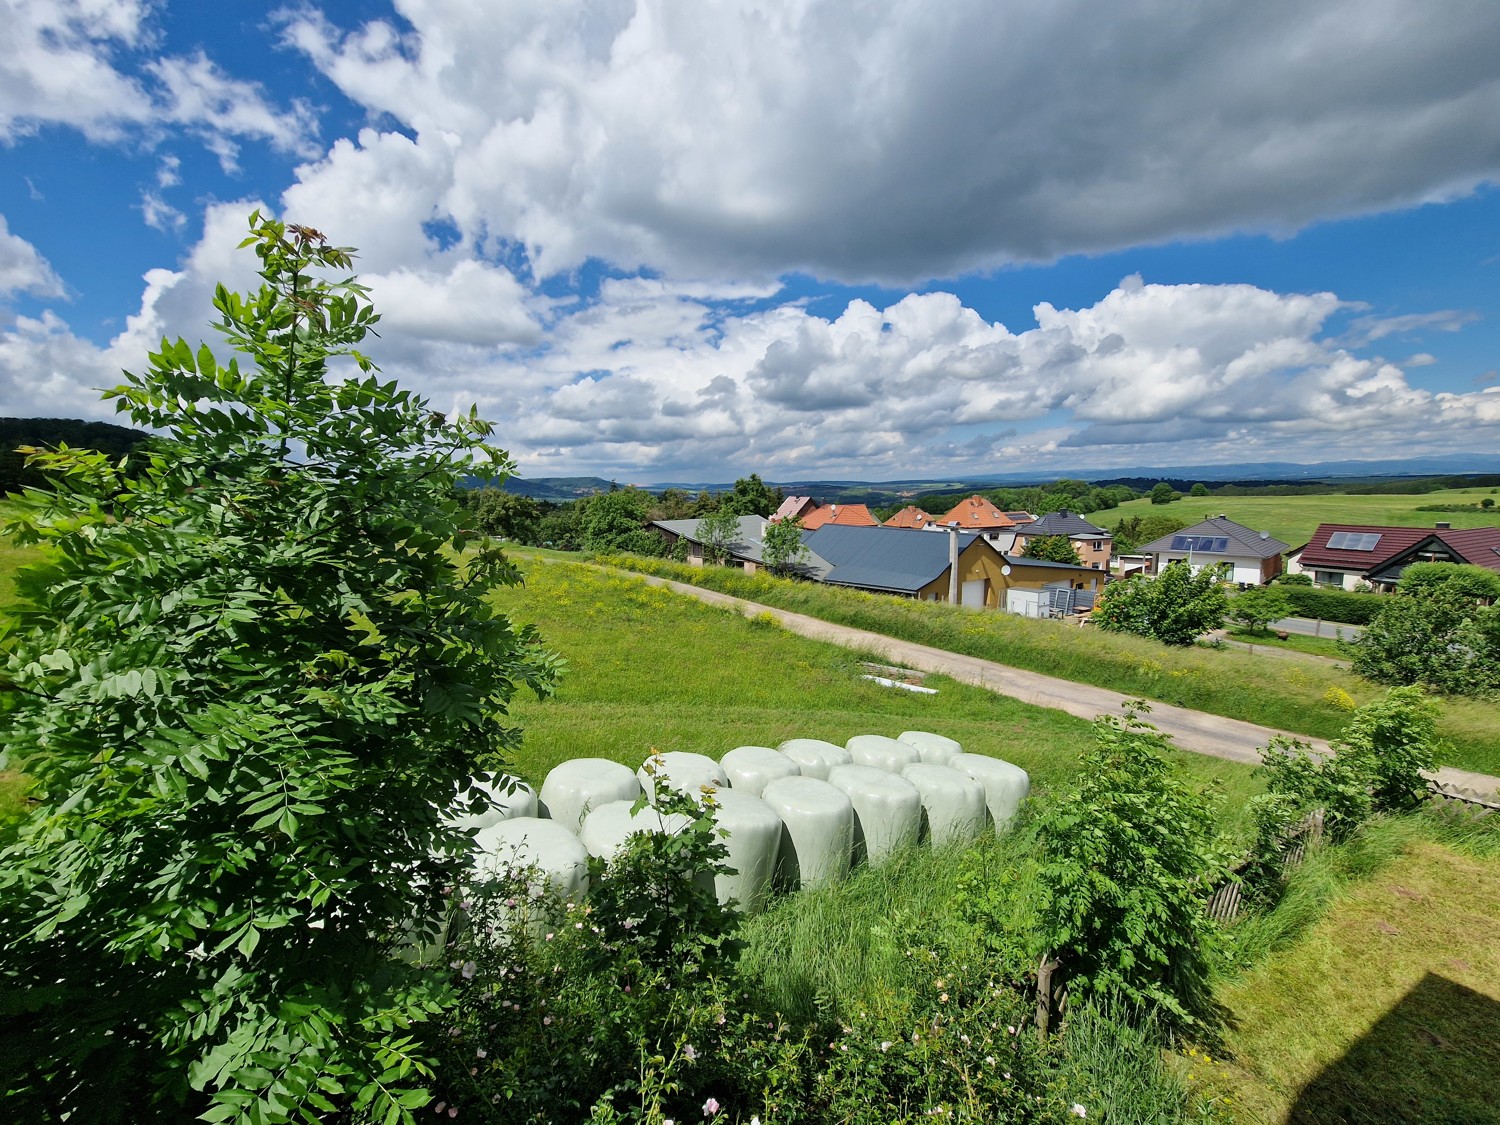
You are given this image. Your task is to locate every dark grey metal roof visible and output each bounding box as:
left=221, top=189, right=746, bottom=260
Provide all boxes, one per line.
left=652, top=517, right=833, bottom=576
left=1136, top=515, right=1288, bottom=559
left=802, top=525, right=981, bottom=593
left=1025, top=510, right=1111, bottom=538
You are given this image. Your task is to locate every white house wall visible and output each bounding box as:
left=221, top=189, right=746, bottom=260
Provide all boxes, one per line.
left=1152, top=553, right=1267, bottom=585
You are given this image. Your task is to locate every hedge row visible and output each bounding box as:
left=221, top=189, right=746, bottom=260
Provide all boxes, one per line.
left=1280, top=585, right=1387, bottom=625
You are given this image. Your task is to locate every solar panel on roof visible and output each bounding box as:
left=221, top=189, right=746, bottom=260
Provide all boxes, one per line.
left=1327, top=532, right=1382, bottom=551
left=1169, top=535, right=1230, bottom=552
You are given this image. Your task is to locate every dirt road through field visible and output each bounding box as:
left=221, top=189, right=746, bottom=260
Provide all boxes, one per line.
left=632, top=572, right=1500, bottom=801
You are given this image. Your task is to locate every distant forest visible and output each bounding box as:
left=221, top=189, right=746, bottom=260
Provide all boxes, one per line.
left=1, top=417, right=151, bottom=494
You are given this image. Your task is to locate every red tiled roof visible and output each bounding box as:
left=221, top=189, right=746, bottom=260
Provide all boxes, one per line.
left=934, top=495, right=1015, bottom=530
left=1295, top=523, right=1500, bottom=573
left=883, top=505, right=934, bottom=529
left=771, top=495, right=817, bottom=522
left=801, top=503, right=881, bottom=529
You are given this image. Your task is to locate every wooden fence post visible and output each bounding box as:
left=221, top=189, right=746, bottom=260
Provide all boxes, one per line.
left=1035, top=952, right=1062, bottom=1040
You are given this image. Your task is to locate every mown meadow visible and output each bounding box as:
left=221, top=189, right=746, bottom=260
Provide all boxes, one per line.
left=1094, top=486, right=1500, bottom=548
left=595, top=554, right=1500, bottom=776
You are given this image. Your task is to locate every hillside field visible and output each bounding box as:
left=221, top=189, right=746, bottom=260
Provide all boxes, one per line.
left=1093, top=486, right=1500, bottom=547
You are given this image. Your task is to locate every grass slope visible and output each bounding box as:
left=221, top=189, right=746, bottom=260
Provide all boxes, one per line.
left=1097, top=486, right=1500, bottom=548
left=598, top=555, right=1500, bottom=776
left=490, top=560, right=1261, bottom=813
left=1212, top=830, right=1500, bottom=1123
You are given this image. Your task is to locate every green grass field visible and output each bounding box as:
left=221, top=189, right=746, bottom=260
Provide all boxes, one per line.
left=1208, top=820, right=1500, bottom=1123
left=489, top=560, right=1262, bottom=816
left=1096, top=486, right=1500, bottom=548
left=599, top=554, right=1500, bottom=776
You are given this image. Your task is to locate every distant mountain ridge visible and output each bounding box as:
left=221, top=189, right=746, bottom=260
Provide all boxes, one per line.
left=494, top=452, right=1500, bottom=501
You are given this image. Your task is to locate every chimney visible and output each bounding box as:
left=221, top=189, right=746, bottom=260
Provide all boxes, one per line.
left=948, top=529, right=959, bottom=603
left=1436, top=521, right=1451, bottom=529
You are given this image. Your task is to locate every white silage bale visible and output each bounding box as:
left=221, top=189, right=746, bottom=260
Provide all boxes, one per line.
left=950, top=753, right=1031, bottom=829
left=447, top=774, right=538, bottom=833
left=638, top=751, right=728, bottom=804
left=900, top=763, right=988, bottom=846
left=539, top=758, right=641, bottom=834
left=708, top=789, right=784, bottom=913
left=760, top=776, right=854, bottom=890
left=721, top=745, right=801, bottom=797
left=897, top=730, right=963, bottom=767
left=777, top=738, right=853, bottom=781
left=826, top=764, right=922, bottom=866
left=579, top=799, right=695, bottom=862
left=845, top=734, right=922, bottom=774
left=472, top=817, right=591, bottom=902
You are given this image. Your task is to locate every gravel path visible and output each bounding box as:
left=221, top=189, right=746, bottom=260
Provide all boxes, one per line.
left=630, top=571, right=1499, bottom=801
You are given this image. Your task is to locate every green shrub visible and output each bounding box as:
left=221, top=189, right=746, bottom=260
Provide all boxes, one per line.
left=1278, top=584, right=1385, bottom=624
left=1227, top=586, right=1293, bottom=633
left=1092, top=562, right=1229, bottom=646
left=1032, top=706, right=1233, bottom=1025
left=0, top=215, right=559, bottom=1124
left=1348, top=585, right=1500, bottom=696
left=1397, top=561, right=1500, bottom=602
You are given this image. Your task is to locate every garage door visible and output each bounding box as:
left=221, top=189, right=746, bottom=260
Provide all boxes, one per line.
left=961, top=578, right=987, bottom=607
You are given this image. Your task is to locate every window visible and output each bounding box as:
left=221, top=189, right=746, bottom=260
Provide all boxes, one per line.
left=1313, top=570, right=1344, bottom=587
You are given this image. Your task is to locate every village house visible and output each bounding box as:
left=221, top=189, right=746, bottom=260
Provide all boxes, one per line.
left=1134, top=515, right=1287, bottom=585
left=933, top=495, right=1016, bottom=539
left=801, top=524, right=1103, bottom=613
left=1286, top=523, right=1500, bottom=591
left=1012, top=509, right=1114, bottom=570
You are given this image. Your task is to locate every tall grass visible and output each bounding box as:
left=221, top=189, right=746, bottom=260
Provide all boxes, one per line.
left=738, top=833, right=1042, bottom=1024
left=599, top=554, right=1500, bottom=775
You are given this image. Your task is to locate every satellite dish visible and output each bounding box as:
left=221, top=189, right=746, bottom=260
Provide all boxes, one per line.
left=1001, top=565, right=1011, bottom=576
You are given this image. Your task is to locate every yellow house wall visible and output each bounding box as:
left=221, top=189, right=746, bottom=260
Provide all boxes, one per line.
left=911, top=541, right=1109, bottom=607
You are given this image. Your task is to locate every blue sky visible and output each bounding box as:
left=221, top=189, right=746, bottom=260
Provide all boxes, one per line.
left=3, top=1, right=1500, bottom=482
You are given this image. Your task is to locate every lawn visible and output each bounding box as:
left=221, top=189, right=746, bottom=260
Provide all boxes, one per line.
left=1096, top=486, right=1500, bottom=548
left=1207, top=821, right=1500, bottom=1123
left=1220, top=628, right=1347, bottom=660
left=599, top=554, right=1500, bottom=777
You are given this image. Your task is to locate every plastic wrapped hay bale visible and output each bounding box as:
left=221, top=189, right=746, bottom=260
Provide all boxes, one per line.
left=950, top=753, right=1031, bottom=829
left=637, top=751, right=728, bottom=805
left=776, top=738, right=853, bottom=781
left=472, top=817, right=591, bottom=902
left=707, top=789, right=784, bottom=912
left=721, top=745, right=801, bottom=797
left=539, top=758, right=641, bottom=835
left=827, top=764, right=921, bottom=866
left=845, top=734, right=922, bottom=774
left=897, top=730, right=963, bottom=767
left=760, top=776, right=854, bottom=890
left=579, top=799, right=695, bottom=862
left=900, top=763, right=987, bottom=846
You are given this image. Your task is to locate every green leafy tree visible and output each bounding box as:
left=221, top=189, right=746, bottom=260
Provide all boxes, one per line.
left=1111, top=514, right=1187, bottom=554
left=722, top=472, right=778, bottom=517
left=1148, top=482, right=1179, bottom=505
left=1483, top=497, right=1495, bottom=509
left=1093, top=561, right=1229, bottom=645
left=1034, top=705, right=1231, bottom=1025
left=1227, top=585, right=1293, bottom=634
left=578, top=487, right=652, bottom=552
left=650, top=487, right=697, bottom=520
left=1189, top=482, right=1209, bottom=497
left=472, top=487, right=541, bottom=543
left=761, top=516, right=810, bottom=576
left=1397, top=561, right=1500, bottom=602
left=1020, top=534, right=1083, bottom=566
left=1348, top=582, right=1500, bottom=696
left=697, top=506, right=742, bottom=565
left=0, top=214, right=560, bottom=1123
